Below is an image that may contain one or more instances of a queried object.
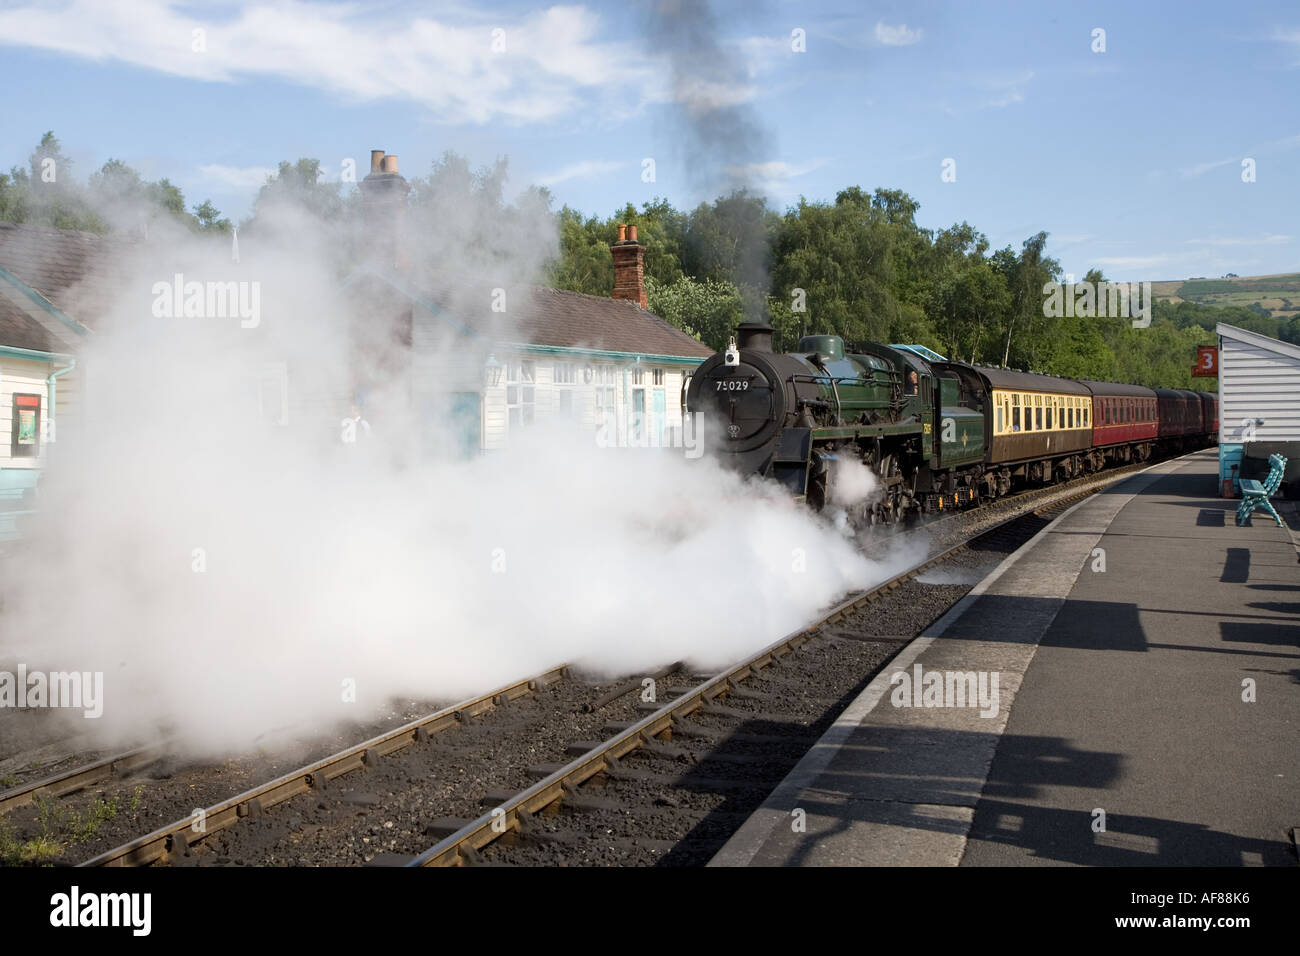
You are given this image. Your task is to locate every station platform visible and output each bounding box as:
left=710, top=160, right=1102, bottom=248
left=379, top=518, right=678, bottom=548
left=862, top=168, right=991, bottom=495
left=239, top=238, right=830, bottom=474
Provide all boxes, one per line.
left=710, top=449, right=1300, bottom=867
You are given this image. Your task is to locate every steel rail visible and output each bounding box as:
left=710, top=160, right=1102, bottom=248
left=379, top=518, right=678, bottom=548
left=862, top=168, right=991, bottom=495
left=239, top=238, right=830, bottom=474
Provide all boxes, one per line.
left=80, top=665, right=569, bottom=867
left=0, top=745, right=168, bottom=815
left=406, top=470, right=1136, bottom=866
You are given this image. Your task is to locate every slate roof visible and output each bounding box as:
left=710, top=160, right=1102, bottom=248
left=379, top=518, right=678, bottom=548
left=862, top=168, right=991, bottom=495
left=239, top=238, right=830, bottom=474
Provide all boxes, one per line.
left=351, top=270, right=715, bottom=360
left=513, top=287, right=713, bottom=358
left=0, top=222, right=109, bottom=353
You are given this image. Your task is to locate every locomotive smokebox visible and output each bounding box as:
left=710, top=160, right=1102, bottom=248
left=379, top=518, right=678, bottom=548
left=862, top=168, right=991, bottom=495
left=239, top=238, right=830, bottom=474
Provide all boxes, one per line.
left=736, top=322, right=774, bottom=352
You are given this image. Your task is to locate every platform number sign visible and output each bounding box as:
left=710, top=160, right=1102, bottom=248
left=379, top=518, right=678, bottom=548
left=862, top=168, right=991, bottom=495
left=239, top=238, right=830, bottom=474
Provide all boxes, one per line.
left=11, top=393, right=40, bottom=457
left=1192, top=345, right=1217, bottom=377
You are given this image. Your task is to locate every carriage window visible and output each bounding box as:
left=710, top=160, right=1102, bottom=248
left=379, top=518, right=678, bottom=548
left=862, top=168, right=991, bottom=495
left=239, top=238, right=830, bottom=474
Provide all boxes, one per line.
left=1012, top=404, right=1021, bottom=430
left=1046, top=404, right=1053, bottom=429
left=996, top=406, right=1003, bottom=433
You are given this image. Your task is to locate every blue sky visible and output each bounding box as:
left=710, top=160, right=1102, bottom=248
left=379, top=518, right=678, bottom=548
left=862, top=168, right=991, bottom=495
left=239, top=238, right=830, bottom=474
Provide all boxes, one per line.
left=1, top=0, right=1297, bottom=283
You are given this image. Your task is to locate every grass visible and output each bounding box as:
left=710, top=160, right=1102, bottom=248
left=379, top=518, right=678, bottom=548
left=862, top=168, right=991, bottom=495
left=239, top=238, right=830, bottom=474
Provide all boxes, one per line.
left=0, top=785, right=144, bottom=866
left=1150, top=272, right=1300, bottom=322
left=0, top=774, right=18, bottom=788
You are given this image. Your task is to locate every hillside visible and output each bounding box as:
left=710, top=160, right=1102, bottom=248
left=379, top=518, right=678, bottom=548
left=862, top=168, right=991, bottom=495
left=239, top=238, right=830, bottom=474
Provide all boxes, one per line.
left=1152, top=272, right=1300, bottom=322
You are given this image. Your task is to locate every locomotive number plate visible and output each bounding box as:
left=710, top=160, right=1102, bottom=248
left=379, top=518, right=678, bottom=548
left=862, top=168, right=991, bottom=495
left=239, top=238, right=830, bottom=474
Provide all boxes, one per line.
left=715, top=379, right=750, bottom=391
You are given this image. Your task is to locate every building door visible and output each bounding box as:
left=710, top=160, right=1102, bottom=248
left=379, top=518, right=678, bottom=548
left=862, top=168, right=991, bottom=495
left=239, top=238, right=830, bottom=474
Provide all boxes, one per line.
left=653, top=389, right=665, bottom=447
left=421, top=392, right=481, bottom=459
left=632, top=389, right=645, bottom=444
left=449, top=392, right=481, bottom=458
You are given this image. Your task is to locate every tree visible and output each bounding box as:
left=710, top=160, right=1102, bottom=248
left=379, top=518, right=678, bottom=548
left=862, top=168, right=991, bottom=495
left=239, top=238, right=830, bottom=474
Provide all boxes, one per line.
left=646, top=275, right=743, bottom=349
left=193, top=199, right=231, bottom=233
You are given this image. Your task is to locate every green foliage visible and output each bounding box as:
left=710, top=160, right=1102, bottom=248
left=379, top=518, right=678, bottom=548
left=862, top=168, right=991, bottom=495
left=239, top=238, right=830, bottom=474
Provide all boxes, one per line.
left=247, top=158, right=345, bottom=228
left=4, top=137, right=1282, bottom=389
left=646, top=275, right=742, bottom=349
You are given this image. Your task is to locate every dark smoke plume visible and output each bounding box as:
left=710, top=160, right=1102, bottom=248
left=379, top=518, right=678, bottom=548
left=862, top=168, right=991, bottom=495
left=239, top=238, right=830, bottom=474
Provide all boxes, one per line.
left=648, top=0, right=773, bottom=316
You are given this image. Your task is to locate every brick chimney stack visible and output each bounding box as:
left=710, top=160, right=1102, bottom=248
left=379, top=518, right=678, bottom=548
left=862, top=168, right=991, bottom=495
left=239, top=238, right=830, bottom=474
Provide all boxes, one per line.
left=359, top=149, right=411, bottom=273
left=610, top=223, right=647, bottom=309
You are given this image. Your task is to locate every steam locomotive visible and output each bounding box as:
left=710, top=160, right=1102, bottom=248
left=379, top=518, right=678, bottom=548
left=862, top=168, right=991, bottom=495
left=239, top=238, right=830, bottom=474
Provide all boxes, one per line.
left=684, top=322, right=1217, bottom=523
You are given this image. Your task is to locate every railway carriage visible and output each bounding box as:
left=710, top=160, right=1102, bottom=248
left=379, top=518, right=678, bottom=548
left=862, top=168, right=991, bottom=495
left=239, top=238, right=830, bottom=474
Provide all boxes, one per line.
left=1196, top=391, right=1218, bottom=435
left=1154, top=388, right=1206, bottom=448
left=1079, top=381, right=1159, bottom=467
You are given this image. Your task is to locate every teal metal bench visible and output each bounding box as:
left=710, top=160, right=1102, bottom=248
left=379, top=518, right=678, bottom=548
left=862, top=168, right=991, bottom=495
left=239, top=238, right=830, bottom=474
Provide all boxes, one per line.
left=1237, top=454, right=1287, bottom=527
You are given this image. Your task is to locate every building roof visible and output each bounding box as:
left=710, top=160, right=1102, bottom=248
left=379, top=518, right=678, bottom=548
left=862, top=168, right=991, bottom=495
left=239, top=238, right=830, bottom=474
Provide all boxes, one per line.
left=1217, top=321, right=1300, bottom=362
left=0, top=222, right=105, bottom=353
left=352, top=269, right=715, bottom=361
left=513, top=287, right=713, bottom=359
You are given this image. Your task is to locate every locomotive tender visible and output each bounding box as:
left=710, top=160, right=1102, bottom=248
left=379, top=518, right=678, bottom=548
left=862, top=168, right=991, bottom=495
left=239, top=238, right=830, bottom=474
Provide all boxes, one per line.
left=685, top=322, right=1217, bottom=523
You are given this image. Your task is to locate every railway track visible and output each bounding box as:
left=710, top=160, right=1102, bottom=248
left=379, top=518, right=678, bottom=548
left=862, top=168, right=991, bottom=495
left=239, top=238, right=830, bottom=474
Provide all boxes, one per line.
left=402, top=465, right=1141, bottom=867
left=0, top=744, right=167, bottom=815
left=14, top=452, right=1181, bottom=867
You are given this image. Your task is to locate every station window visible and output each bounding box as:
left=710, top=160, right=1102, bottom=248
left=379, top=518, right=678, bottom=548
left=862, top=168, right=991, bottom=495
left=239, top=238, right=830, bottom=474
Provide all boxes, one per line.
left=10, top=393, right=40, bottom=457
left=506, top=360, right=536, bottom=426
left=653, top=368, right=664, bottom=386
left=554, top=362, right=577, bottom=420
left=632, top=368, right=645, bottom=386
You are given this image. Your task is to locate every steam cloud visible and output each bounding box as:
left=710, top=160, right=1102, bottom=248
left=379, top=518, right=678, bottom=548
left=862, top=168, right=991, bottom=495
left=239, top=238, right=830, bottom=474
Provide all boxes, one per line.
left=0, top=156, right=921, bottom=760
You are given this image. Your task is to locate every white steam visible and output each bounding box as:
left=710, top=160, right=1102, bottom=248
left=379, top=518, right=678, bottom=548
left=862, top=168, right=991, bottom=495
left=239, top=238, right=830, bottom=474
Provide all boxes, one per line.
left=0, top=190, right=920, bottom=758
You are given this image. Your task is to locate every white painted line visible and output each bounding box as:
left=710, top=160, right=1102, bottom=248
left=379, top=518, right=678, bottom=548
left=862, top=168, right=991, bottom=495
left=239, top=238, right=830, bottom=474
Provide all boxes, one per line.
left=709, top=454, right=1193, bottom=867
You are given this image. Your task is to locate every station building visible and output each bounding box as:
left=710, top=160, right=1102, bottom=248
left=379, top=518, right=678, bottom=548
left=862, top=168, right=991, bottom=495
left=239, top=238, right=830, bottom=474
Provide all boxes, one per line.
left=1216, top=321, right=1300, bottom=496
left=0, top=151, right=714, bottom=537
left=0, top=223, right=92, bottom=540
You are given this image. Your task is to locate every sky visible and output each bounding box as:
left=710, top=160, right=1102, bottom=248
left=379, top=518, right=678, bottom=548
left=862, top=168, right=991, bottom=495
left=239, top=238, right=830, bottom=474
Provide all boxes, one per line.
left=0, top=0, right=1297, bottom=283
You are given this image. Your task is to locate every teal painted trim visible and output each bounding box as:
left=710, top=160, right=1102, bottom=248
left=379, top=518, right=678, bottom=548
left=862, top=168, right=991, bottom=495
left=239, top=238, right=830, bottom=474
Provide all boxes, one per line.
left=0, top=344, right=71, bottom=362
left=342, top=268, right=478, bottom=338
left=503, top=342, right=707, bottom=366
left=47, top=358, right=76, bottom=437
left=0, top=264, right=91, bottom=337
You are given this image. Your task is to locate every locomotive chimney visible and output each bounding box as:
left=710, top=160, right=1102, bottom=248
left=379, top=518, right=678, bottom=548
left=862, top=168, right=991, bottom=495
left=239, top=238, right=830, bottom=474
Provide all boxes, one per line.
left=736, top=322, right=774, bottom=352
left=359, top=148, right=411, bottom=273
left=610, top=223, right=647, bottom=309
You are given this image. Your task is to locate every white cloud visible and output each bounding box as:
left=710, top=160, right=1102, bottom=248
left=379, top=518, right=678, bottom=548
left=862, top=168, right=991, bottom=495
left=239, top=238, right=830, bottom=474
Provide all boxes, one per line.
left=1180, top=156, right=1236, bottom=178
left=1090, top=255, right=1174, bottom=268
left=875, top=21, right=921, bottom=46
left=1183, top=234, right=1291, bottom=246
left=198, top=164, right=276, bottom=188
left=671, top=76, right=760, bottom=115
left=1274, top=27, right=1300, bottom=64
left=0, top=0, right=662, bottom=125
left=534, top=160, right=627, bottom=187
left=722, top=158, right=828, bottom=193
